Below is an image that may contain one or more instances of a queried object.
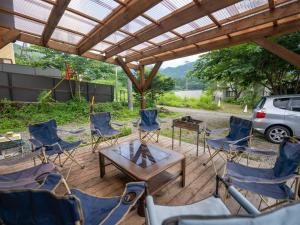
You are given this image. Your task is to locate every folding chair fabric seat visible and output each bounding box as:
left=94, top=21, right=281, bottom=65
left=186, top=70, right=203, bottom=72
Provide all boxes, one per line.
left=0, top=182, right=145, bottom=225
left=91, top=127, right=120, bottom=138
left=138, top=109, right=160, bottom=142
left=147, top=196, right=230, bottom=225
left=227, top=162, right=293, bottom=199
left=46, top=140, right=81, bottom=156
left=90, top=112, right=120, bottom=137
left=206, top=138, right=231, bottom=152
left=0, top=163, right=61, bottom=191
left=139, top=124, right=160, bottom=132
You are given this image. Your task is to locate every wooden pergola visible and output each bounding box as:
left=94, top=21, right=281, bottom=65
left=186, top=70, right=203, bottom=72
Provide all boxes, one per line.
left=0, top=0, right=300, bottom=108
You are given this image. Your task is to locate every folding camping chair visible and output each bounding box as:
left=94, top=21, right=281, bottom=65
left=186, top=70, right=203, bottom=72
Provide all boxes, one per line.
left=0, top=181, right=145, bottom=225
left=29, top=119, right=85, bottom=177
left=138, top=109, right=161, bottom=143
left=203, top=116, right=253, bottom=173
left=90, top=112, right=122, bottom=153
left=146, top=175, right=263, bottom=225
left=224, top=137, right=300, bottom=211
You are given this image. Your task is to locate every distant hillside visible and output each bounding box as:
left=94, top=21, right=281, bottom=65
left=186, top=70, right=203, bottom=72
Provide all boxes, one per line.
left=160, top=61, right=195, bottom=78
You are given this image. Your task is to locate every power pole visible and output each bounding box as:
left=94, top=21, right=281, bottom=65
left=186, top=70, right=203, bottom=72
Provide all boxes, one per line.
left=115, top=66, right=118, bottom=101
left=127, top=78, right=133, bottom=110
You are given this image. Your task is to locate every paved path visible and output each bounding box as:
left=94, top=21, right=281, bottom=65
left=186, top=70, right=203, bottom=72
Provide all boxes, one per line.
left=159, top=105, right=251, bottom=120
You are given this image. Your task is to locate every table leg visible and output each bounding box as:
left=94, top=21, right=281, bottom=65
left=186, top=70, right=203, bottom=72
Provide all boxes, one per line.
left=196, top=131, right=199, bottom=156
left=172, top=125, right=174, bottom=150
left=179, top=128, right=182, bottom=146
left=99, top=152, right=105, bottom=178
left=181, top=158, right=186, bottom=187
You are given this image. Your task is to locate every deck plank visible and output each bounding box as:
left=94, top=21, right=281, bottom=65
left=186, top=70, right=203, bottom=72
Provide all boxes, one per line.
left=0, top=133, right=269, bottom=224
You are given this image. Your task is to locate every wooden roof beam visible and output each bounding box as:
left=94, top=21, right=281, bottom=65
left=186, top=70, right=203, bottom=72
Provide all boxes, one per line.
left=104, top=0, right=240, bottom=59
left=144, top=61, right=163, bottom=91
left=0, top=29, right=20, bottom=49
left=254, top=37, right=300, bottom=68
left=115, top=57, right=141, bottom=93
left=125, top=1, right=300, bottom=63
left=78, top=0, right=162, bottom=55
left=139, top=19, right=300, bottom=65
left=42, top=0, right=71, bottom=46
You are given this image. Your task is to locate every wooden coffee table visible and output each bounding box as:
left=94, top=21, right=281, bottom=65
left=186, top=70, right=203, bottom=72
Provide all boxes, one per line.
left=98, top=139, right=186, bottom=195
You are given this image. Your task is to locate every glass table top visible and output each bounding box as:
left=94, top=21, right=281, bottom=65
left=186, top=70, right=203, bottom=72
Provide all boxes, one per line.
left=112, top=140, right=170, bottom=168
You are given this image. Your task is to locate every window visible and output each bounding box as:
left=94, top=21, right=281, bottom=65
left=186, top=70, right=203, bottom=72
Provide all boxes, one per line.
left=255, top=97, right=266, bottom=109
left=290, top=98, right=300, bottom=112
left=273, top=98, right=290, bottom=109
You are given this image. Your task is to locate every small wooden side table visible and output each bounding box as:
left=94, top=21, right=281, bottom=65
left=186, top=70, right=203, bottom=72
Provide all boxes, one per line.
left=172, top=117, right=206, bottom=156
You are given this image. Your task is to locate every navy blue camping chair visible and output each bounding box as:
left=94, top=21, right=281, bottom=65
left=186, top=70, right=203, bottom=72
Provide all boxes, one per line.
left=29, top=119, right=84, bottom=176
left=90, top=112, right=122, bottom=153
left=0, top=181, right=145, bottom=225
left=224, top=137, right=300, bottom=211
left=0, top=162, right=67, bottom=193
left=138, top=109, right=161, bottom=143
left=203, top=116, right=253, bottom=173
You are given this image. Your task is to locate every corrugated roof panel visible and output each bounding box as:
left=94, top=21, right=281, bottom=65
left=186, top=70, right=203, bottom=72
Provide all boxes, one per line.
left=144, top=2, right=172, bottom=20
left=104, top=31, right=128, bottom=43
left=121, top=16, right=151, bottom=34
left=93, top=42, right=112, bottom=51
left=149, top=32, right=176, bottom=44
left=131, top=42, right=153, bottom=51
left=51, top=28, right=83, bottom=44
left=174, top=24, right=195, bottom=34
left=58, top=11, right=97, bottom=34
left=68, top=0, right=119, bottom=21
left=118, top=49, right=135, bottom=57
left=14, top=16, right=45, bottom=35
left=194, top=16, right=213, bottom=27
left=10, top=0, right=52, bottom=22
left=212, top=0, right=268, bottom=20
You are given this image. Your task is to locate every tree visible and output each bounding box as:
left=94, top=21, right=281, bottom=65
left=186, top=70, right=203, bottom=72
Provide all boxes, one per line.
left=188, top=44, right=255, bottom=100
left=189, top=31, right=300, bottom=96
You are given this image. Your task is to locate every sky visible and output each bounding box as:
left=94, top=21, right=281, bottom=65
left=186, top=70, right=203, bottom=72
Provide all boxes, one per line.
left=160, top=54, right=200, bottom=68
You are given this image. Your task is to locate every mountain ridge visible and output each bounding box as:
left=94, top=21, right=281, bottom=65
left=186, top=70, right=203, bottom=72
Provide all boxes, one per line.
left=160, top=61, right=195, bottom=78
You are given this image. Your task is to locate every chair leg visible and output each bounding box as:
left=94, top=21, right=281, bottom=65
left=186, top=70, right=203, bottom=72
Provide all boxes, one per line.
left=63, top=151, right=85, bottom=169
left=156, top=130, right=160, bottom=143
left=203, top=146, right=219, bottom=175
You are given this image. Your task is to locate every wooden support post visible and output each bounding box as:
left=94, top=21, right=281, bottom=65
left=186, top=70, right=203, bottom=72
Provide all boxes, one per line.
left=254, top=37, right=300, bottom=68
left=144, top=61, right=163, bottom=91
left=139, top=65, right=145, bottom=109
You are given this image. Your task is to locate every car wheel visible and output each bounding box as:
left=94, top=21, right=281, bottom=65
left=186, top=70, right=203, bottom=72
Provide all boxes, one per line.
left=266, top=125, right=291, bottom=144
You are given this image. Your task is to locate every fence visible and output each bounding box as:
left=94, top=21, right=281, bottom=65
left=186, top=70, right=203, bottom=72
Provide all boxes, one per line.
left=0, top=64, right=114, bottom=103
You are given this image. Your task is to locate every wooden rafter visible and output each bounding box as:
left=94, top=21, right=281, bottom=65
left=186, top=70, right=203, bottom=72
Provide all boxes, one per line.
left=0, top=29, right=20, bottom=49
left=144, top=62, right=163, bottom=91
left=104, top=0, right=240, bottom=59
left=125, top=1, right=300, bottom=63
left=77, top=0, right=162, bottom=55
left=254, top=37, right=300, bottom=68
left=139, top=19, right=300, bottom=65
left=116, top=57, right=141, bottom=93
left=268, top=0, right=275, bottom=11
left=42, top=0, right=71, bottom=46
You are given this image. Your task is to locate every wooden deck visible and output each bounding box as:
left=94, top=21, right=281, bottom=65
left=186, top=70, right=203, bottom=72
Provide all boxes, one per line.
left=1, top=134, right=270, bottom=225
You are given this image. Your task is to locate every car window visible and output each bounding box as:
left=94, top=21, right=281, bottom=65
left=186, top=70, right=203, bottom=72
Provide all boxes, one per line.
left=255, top=97, right=266, bottom=109
left=273, top=98, right=290, bottom=109
left=290, top=98, right=300, bottom=112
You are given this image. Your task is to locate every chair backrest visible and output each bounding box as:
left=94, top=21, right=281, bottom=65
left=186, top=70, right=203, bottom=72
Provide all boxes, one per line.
left=0, top=189, right=82, bottom=225
left=163, top=200, right=300, bottom=225
left=29, top=120, right=60, bottom=146
left=140, top=109, right=159, bottom=127
left=90, top=112, right=112, bottom=131
left=226, top=116, right=252, bottom=145
left=273, top=137, right=300, bottom=178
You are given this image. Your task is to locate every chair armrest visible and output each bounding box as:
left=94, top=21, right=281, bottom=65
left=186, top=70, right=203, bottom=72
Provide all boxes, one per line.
left=225, top=135, right=252, bottom=145
left=56, top=128, right=85, bottom=134
left=228, top=173, right=296, bottom=184
left=146, top=196, right=160, bottom=225
left=111, top=122, right=124, bottom=127
left=131, top=118, right=140, bottom=127
left=230, top=145, right=277, bottom=156
left=29, top=138, right=43, bottom=150
left=205, top=128, right=229, bottom=135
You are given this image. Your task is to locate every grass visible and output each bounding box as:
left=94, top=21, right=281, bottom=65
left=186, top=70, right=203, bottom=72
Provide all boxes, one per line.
left=157, top=92, right=219, bottom=110
left=0, top=99, right=181, bottom=133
